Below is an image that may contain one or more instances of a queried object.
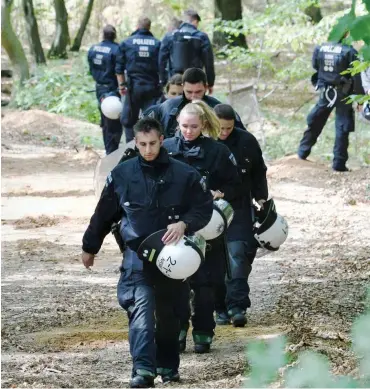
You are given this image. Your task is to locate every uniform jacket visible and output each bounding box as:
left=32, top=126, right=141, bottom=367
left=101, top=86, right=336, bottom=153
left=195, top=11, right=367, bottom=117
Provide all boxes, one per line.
left=82, top=148, right=213, bottom=270
left=87, top=40, right=119, bottom=90
left=158, top=22, right=215, bottom=87
left=115, top=28, right=161, bottom=88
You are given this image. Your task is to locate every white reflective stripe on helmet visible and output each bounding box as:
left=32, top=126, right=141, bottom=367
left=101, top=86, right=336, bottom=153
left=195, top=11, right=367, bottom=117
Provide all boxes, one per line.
left=101, top=95, right=123, bottom=119
left=156, top=235, right=206, bottom=279
left=195, top=199, right=234, bottom=241
left=254, top=214, right=288, bottom=251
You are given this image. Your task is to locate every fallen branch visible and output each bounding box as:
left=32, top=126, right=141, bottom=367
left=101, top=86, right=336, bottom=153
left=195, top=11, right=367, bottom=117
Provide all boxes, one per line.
left=293, top=95, right=316, bottom=114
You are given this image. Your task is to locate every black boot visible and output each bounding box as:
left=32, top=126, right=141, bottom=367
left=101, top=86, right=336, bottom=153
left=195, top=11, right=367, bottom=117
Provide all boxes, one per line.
left=179, top=327, right=188, bottom=353
left=193, top=333, right=212, bottom=354
left=228, top=307, right=247, bottom=328
left=157, top=368, right=180, bottom=383
left=194, top=343, right=210, bottom=353
left=215, top=311, right=230, bottom=325
left=130, top=370, right=155, bottom=388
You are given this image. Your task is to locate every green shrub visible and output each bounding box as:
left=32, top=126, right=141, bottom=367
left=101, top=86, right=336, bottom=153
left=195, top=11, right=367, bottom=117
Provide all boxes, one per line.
left=13, top=56, right=100, bottom=124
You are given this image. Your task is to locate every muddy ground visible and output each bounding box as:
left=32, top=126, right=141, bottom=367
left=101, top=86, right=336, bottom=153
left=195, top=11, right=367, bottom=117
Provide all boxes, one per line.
left=1, top=109, right=370, bottom=388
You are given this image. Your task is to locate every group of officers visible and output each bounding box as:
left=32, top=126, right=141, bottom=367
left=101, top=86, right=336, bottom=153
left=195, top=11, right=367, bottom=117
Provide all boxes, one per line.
left=84, top=10, right=368, bottom=388
left=84, top=9, right=270, bottom=388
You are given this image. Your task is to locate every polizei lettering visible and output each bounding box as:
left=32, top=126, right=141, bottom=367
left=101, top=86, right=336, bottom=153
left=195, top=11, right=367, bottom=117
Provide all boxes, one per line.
left=133, top=38, right=155, bottom=46
left=320, top=45, right=342, bottom=54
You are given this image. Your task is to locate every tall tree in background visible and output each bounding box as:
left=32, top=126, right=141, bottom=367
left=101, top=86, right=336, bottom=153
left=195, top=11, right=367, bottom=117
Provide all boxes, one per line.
left=213, top=0, right=247, bottom=48
left=48, top=0, right=70, bottom=59
left=304, top=0, right=323, bottom=24
left=1, top=0, right=30, bottom=85
left=70, top=0, right=95, bottom=52
left=22, top=0, right=46, bottom=64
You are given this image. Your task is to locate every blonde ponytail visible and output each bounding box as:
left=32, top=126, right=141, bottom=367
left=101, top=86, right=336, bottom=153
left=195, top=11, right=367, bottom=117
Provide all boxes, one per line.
left=179, top=100, right=221, bottom=139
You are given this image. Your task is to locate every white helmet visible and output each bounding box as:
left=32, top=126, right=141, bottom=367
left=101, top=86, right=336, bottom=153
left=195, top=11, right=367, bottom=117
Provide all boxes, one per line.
left=253, top=199, right=288, bottom=251
left=196, top=198, right=234, bottom=241
left=101, top=95, right=122, bottom=120
left=137, top=230, right=206, bottom=279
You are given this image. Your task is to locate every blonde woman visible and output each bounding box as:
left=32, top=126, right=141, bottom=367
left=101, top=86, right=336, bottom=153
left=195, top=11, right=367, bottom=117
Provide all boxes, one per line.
left=163, top=100, right=242, bottom=354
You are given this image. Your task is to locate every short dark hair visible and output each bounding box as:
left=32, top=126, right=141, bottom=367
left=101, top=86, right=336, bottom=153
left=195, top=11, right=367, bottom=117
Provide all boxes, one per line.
left=134, top=117, right=163, bottom=137
left=183, top=9, right=201, bottom=22
left=166, top=73, right=183, bottom=92
left=103, top=25, right=116, bottom=41
left=138, top=16, right=151, bottom=30
left=182, top=68, right=207, bottom=86
left=214, top=104, right=236, bottom=121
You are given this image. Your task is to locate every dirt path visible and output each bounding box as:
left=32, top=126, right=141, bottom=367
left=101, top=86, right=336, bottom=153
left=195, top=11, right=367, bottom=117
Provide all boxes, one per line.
left=1, top=110, right=370, bottom=388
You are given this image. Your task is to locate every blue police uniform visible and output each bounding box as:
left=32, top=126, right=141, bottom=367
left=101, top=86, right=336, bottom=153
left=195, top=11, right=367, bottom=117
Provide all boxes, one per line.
left=298, top=42, right=360, bottom=171
left=144, top=94, right=246, bottom=138
left=162, top=133, right=241, bottom=350
left=158, top=22, right=215, bottom=87
left=87, top=40, right=122, bottom=155
left=215, top=128, right=268, bottom=317
left=116, top=29, right=162, bottom=143
left=82, top=147, right=213, bottom=379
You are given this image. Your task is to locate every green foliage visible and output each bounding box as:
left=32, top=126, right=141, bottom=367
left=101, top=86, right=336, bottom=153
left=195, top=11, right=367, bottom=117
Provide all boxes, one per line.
left=244, top=292, right=370, bottom=387
left=13, top=56, right=100, bottom=124
left=329, top=0, right=370, bottom=60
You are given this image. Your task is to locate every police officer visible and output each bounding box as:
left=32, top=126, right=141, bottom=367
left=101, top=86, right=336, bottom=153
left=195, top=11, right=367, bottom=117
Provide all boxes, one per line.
left=162, top=100, right=241, bottom=353
left=82, top=118, right=213, bottom=388
left=297, top=34, right=360, bottom=172
left=213, top=104, right=268, bottom=327
left=144, top=67, right=246, bottom=137
left=88, top=25, right=122, bottom=155
left=116, top=17, right=162, bottom=143
left=158, top=9, right=215, bottom=92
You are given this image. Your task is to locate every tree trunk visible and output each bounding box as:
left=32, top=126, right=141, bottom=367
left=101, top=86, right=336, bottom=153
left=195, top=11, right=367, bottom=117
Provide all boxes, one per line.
left=48, top=0, right=69, bottom=59
left=22, top=0, right=46, bottom=64
left=304, top=1, right=322, bottom=24
left=1, top=0, right=30, bottom=85
left=214, top=0, right=247, bottom=48
left=70, top=0, right=94, bottom=52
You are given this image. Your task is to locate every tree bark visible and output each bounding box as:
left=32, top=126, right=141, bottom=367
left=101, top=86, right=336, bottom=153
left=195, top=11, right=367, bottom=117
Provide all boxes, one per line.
left=48, top=0, right=70, bottom=59
left=1, top=0, right=30, bottom=85
left=22, top=0, right=46, bottom=64
left=304, top=1, right=323, bottom=24
left=214, top=0, right=247, bottom=48
left=70, top=0, right=94, bottom=52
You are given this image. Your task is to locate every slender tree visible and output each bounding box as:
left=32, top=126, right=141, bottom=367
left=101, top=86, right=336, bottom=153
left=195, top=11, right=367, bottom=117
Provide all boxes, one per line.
left=1, top=0, right=30, bottom=85
left=304, top=0, right=323, bottom=24
left=48, top=0, right=70, bottom=59
left=214, top=0, right=247, bottom=48
left=70, top=0, right=95, bottom=52
left=22, top=0, right=46, bottom=64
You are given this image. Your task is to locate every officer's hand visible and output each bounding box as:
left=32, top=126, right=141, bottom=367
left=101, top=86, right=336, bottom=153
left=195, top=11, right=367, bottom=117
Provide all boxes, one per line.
left=162, top=221, right=186, bottom=245
left=208, top=85, right=214, bottom=95
left=82, top=251, right=95, bottom=269
left=211, top=190, right=224, bottom=200
left=118, top=86, right=127, bottom=96
left=257, top=199, right=266, bottom=209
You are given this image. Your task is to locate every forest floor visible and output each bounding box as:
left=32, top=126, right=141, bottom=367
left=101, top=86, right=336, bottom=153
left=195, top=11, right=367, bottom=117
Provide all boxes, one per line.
left=1, top=106, right=370, bottom=388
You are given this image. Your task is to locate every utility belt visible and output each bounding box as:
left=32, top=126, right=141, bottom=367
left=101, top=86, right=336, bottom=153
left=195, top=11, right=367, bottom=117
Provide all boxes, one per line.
left=321, top=79, right=352, bottom=108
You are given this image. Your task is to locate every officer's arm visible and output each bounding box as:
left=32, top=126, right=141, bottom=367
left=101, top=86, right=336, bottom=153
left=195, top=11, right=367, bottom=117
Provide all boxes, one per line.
left=115, top=42, right=126, bottom=85
left=82, top=174, right=123, bottom=255
left=158, top=35, right=171, bottom=85
left=180, top=172, right=213, bottom=233
left=201, top=34, right=215, bottom=87
left=312, top=45, right=320, bottom=71
left=249, top=136, right=268, bottom=202
left=214, top=146, right=242, bottom=201
left=87, top=48, right=93, bottom=75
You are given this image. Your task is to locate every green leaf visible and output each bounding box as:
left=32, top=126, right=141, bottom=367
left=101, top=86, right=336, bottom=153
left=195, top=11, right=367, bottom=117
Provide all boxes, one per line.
left=350, top=14, right=370, bottom=41
left=328, top=12, right=356, bottom=42
left=363, top=0, right=370, bottom=12
left=360, top=44, right=370, bottom=61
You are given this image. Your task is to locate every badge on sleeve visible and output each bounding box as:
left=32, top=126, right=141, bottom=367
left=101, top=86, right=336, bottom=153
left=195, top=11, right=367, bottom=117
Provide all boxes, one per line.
left=199, top=177, right=207, bottom=192
left=105, top=172, right=113, bottom=187
left=229, top=153, right=237, bottom=166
